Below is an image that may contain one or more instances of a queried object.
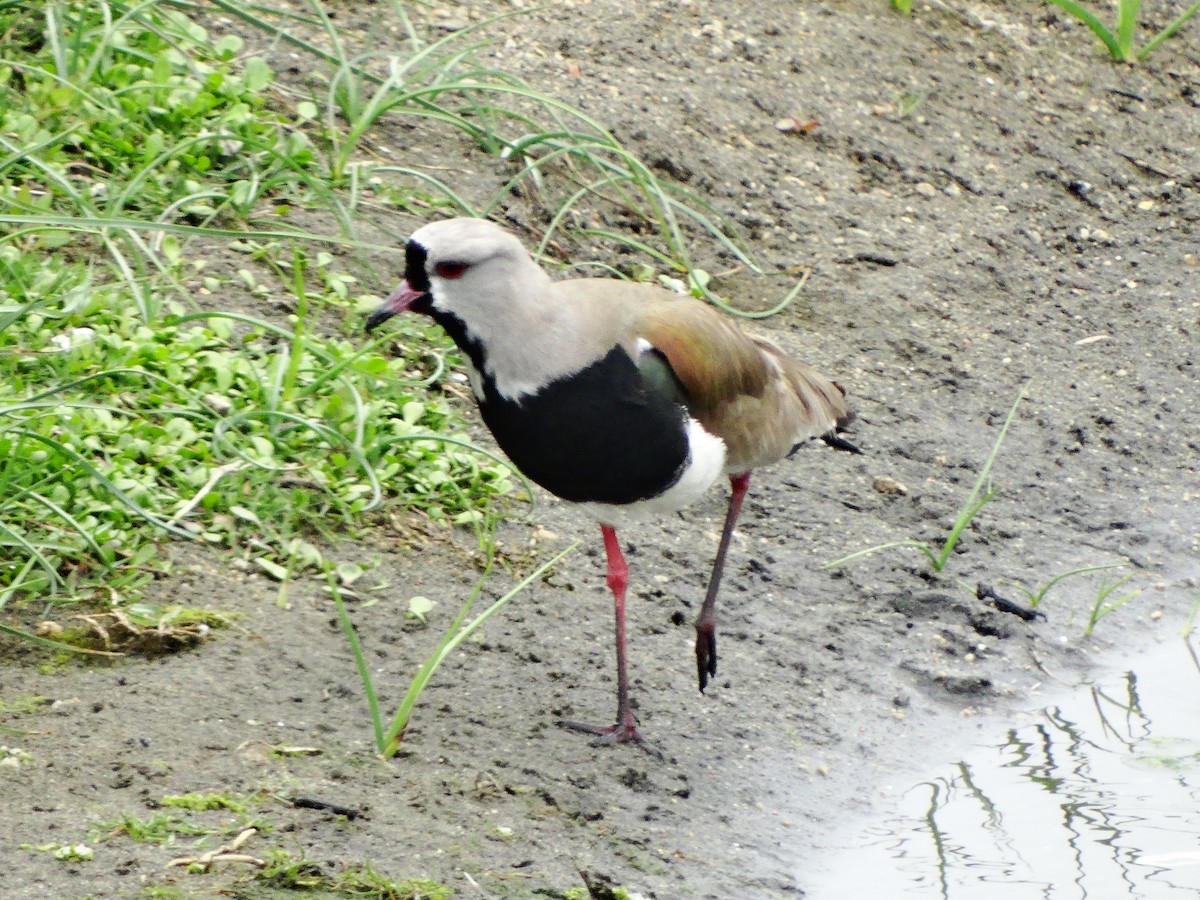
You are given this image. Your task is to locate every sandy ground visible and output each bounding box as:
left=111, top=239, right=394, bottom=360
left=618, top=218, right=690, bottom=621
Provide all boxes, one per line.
left=3, top=1, right=1199, bottom=898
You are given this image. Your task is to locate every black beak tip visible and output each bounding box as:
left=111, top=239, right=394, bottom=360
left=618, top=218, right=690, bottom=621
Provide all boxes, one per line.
left=364, top=307, right=396, bottom=334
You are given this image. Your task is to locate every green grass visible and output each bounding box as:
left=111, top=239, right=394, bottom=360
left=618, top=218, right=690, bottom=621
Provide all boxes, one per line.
left=82, top=805, right=448, bottom=897
left=0, top=2, right=491, bottom=628
left=1012, top=562, right=1129, bottom=608
left=20, top=841, right=94, bottom=862
left=1047, top=0, right=1200, bottom=60
left=93, top=812, right=213, bottom=844
left=825, top=382, right=1029, bottom=574
left=160, top=791, right=248, bottom=813
left=255, top=851, right=451, bottom=899
left=0, top=695, right=50, bottom=715
left=1184, top=596, right=1200, bottom=638
left=993, top=562, right=1145, bottom=636
left=1084, top=571, right=1142, bottom=636
left=92, top=793, right=270, bottom=851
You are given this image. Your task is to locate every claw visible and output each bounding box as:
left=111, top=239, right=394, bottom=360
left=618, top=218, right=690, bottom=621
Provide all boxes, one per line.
left=557, top=717, right=664, bottom=760
left=695, top=623, right=717, bottom=692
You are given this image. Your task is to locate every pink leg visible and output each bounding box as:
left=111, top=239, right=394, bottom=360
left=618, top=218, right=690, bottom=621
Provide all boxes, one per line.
left=558, top=525, right=661, bottom=756
left=695, top=472, right=751, bottom=692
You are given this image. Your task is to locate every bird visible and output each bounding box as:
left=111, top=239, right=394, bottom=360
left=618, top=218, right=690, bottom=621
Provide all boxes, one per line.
left=366, top=217, right=853, bottom=753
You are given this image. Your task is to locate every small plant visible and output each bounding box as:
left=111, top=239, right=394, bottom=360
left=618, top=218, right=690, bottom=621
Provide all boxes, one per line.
left=1047, top=0, right=1200, bottom=61
left=329, top=521, right=577, bottom=758
left=1183, top=595, right=1200, bottom=639
left=94, top=812, right=212, bottom=844
left=892, top=0, right=914, bottom=13
left=1, top=745, right=33, bottom=765
left=161, top=792, right=248, bottom=813
left=825, top=382, right=1029, bottom=574
left=21, top=842, right=94, bottom=862
left=1085, top=571, right=1142, bottom=636
left=0, top=696, right=49, bottom=716
left=896, top=91, right=925, bottom=117
left=139, top=888, right=188, bottom=900
left=256, top=850, right=450, bottom=898
left=1013, top=562, right=1128, bottom=608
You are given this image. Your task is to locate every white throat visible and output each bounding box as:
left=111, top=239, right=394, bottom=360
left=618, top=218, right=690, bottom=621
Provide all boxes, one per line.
left=433, top=269, right=597, bottom=402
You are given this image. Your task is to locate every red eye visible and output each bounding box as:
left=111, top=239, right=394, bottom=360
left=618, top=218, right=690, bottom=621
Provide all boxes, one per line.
left=434, top=261, right=468, bottom=279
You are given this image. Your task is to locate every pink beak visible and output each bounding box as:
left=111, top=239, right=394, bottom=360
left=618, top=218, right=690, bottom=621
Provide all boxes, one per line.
left=365, top=280, right=426, bottom=332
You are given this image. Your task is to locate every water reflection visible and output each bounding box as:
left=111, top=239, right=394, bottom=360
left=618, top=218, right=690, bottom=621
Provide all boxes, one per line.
left=811, top=638, right=1200, bottom=899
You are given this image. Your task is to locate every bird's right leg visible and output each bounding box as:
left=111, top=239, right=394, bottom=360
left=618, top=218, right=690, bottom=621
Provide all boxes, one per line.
left=557, top=525, right=661, bottom=757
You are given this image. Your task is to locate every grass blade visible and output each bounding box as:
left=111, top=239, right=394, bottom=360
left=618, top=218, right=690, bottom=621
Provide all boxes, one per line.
left=1138, top=0, right=1200, bottom=58
left=326, top=568, right=385, bottom=751
left=1020, top=562, right=1128, bottom=608
left=1046, top=0, right=1125, bottom=58
left=1116, top=0, right=1144, bottom=58
left=380, top=541, right=578, bottom=757
left=935, top=380, right=1030, bottom=565
left=823, top=539, right=940, bottom=570
left=0, top=621, right=122, bottom=656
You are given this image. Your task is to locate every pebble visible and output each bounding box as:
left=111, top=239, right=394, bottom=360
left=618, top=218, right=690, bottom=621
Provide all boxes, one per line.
left=873, top=475, right=909, bottom=496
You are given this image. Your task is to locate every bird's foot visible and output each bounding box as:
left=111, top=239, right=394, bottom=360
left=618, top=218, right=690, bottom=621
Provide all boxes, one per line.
left=556, top=716, right=664, bottom=760
left=695, top=622, right=717, bottom=692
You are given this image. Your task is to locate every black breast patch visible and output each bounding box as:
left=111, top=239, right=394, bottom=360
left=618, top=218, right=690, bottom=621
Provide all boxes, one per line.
left=478, top=346, right=692, bottom=505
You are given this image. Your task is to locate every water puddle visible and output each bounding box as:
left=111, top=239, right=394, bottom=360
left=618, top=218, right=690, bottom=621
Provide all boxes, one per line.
left=806, top=636, right=1200, bottom=898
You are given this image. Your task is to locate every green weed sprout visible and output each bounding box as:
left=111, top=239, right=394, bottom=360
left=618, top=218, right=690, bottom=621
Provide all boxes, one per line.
left=255, top=851, right=451, bottom=898
left=328, top=538, right=577, bottom=759
left=1184, top=596, right=1200, bottom=639
left=1014, top=562, right=1129, bottom=608
left=1084, top=571, right=1142, bottom=636
left=1047, top=0, right=1200, bottom=61
left=825, top=381, right=1029, bottom=574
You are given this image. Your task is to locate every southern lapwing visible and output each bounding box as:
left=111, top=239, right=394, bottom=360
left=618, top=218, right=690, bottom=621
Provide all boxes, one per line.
left=366, top=217, right=853, bottom=752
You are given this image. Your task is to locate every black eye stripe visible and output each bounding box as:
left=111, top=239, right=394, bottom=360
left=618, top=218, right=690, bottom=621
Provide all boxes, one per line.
left=405, top=240, right=431, bottom=292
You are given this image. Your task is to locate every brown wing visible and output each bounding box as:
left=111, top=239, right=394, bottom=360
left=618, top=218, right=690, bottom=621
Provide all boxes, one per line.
left=641, top=300, right=849, bottom=472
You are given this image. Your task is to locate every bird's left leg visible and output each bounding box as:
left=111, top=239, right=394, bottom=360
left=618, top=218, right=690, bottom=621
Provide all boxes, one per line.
left=694, top=471, right=751, bottom=692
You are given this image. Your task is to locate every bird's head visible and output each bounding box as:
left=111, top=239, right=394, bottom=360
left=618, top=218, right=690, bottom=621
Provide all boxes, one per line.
left=364, top=218, right=535, bottom=333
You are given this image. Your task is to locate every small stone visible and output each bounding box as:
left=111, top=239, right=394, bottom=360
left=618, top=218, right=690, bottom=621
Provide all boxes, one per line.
left=36, top=620, right=64, bottom=638
left=914, top=182, right=937, bottom=198
left=873, top=475, right=909, bottom=496
left=204, top=393, right=233, bottom=415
